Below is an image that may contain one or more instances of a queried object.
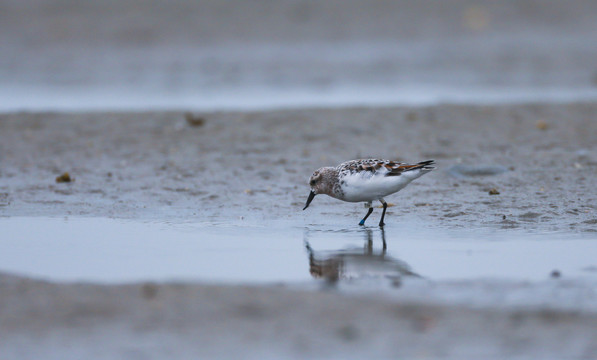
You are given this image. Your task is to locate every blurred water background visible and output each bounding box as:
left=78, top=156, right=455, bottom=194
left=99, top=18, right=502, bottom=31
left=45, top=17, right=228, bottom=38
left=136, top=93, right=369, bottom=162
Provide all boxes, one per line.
left=2, top=0, right=597, bottom=111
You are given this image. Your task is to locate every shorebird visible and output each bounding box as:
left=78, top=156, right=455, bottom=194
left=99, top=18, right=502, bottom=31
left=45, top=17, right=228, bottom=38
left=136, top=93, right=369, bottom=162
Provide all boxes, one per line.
left=303, top=159, right=435, bottom=227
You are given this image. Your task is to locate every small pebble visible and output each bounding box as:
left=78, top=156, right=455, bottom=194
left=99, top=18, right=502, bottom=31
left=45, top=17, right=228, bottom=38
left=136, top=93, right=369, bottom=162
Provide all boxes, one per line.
left=405, top=112, right=418, bottom=122
left=535, top=120, right=549, bottom=130
left=185, top=112, right=206, bottom=127
left=141, top=282, right=158, bottom=299
left=489, top=188, right=500, bottom=195
left=55, top=172, right=72, bottom=183
left=550, top=270, right=561, bottom=278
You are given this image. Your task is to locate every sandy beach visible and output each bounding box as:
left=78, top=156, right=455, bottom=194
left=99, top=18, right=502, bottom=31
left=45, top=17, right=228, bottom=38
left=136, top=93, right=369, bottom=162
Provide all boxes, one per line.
left=2, top=0, right=597, bottom=358
left=3, top=0, right=597, bottom=110
left=2, top=272, right=597, bottom=360
left=1, top=103, right=596, bottom=231
left=2, top=103, right=597, bottom=359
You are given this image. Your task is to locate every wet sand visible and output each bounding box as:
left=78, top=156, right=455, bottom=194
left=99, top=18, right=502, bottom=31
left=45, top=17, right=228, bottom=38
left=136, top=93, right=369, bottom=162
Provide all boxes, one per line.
left=2, top=0, right=597, bottom=357
left=3, top=0, right=597, bottom=110
left=2, top=272, right=597, bottom=360
left=1, top=103, right=597, bottom=358
left=1, top=103, right=596, bottom=231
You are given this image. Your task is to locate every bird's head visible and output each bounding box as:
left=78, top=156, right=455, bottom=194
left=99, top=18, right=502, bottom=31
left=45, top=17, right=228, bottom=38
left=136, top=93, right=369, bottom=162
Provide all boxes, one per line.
left=303, top=167, right=334, bottom=210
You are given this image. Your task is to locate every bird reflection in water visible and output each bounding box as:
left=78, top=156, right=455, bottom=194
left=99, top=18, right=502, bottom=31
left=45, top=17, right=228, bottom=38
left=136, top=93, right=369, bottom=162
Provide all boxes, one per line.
left=304, top=227, right=419, bottom=285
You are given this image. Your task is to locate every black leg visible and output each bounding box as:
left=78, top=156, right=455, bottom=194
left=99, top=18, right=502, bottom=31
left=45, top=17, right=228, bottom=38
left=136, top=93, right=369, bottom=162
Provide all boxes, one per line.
left=359, top=207, right=374, bottom=226
left=379, top=199, right=387, bottom=227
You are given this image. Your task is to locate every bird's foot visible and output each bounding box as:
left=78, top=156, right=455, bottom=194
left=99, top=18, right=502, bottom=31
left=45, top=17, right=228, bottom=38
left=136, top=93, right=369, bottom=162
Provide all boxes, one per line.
left=378, top=221, right=385, bottom=227
left=359, top=219, right=366, bottom=226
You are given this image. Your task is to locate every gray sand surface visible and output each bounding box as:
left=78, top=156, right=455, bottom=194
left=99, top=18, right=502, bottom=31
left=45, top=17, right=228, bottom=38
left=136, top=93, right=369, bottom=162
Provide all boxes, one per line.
left=2, top=273, right=597, bottom=360
left=2, top=0, right=597, bottom=358
left=1, top=103, right=597, bottom=358
left=2, top=103, right=596, bottom=231
left=3, top=0, right=597, bottom=109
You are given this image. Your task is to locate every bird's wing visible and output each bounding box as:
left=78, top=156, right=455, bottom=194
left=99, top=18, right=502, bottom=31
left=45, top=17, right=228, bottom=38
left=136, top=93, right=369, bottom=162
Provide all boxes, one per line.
left=339, top=159, right=435, bottom=177
left=339, top=159, right=387, bottom=176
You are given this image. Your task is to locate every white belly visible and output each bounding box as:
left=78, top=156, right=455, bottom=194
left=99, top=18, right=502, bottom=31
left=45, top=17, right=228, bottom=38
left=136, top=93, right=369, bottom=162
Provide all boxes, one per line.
left=338, top=170, right=425, bottom=202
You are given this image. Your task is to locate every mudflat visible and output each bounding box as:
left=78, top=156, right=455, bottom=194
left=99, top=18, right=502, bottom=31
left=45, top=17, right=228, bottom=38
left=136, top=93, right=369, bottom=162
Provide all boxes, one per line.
left=2, top=272, right=597, bottom=360
left=1, top=103, right=597, bottom=358
left=1, top=103, right=596, bottom=231
left=2, top=0, right=597, bottom=356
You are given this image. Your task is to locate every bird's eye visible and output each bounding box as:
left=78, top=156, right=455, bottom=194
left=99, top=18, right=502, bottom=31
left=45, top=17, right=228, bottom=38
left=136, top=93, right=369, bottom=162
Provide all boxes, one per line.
left=310, top=179, right=316, bottom=186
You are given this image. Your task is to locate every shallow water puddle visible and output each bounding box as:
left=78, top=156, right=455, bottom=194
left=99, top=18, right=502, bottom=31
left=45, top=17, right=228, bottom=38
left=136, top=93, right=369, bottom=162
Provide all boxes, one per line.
left=1, top=217, right=596, bottom=284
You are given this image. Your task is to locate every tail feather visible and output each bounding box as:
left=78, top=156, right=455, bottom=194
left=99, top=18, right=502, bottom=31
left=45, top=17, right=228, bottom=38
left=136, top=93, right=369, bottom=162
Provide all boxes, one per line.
left=407, top=160, right=435, bottom=172
left=386, top=159, right=435, bottom=177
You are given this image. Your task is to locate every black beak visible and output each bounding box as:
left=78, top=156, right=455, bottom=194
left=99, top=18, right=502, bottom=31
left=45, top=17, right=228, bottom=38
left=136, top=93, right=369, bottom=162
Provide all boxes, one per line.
left=303, top=191, right=316, bottom=210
